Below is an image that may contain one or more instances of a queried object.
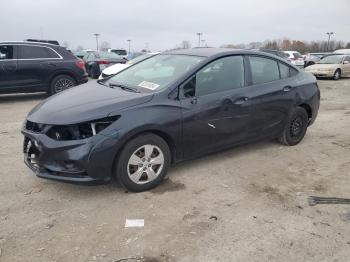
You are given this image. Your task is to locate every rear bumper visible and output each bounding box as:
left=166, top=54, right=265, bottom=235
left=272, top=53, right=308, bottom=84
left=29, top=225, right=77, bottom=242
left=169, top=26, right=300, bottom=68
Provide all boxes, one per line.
left=77, top=74, right=89, bottom=84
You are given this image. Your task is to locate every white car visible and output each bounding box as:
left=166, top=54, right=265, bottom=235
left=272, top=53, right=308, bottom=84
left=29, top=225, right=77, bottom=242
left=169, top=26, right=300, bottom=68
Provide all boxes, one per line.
left=333, top=49, right=350, bottom=54
left=99, top=52, right=159, bottom=79
left=283, top=51, right=305, bottom=68
left=108, top=48, right=128, bottom=59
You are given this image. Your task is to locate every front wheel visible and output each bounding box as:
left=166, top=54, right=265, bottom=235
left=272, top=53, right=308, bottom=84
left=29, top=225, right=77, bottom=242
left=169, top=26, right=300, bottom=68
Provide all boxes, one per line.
left=278, top=107, right=309, bottom=146
left=333, top=69, right=341, bottom=80
left=49, top=75, right=76, bottom=95
left=115, top=133, right=171, bottom=192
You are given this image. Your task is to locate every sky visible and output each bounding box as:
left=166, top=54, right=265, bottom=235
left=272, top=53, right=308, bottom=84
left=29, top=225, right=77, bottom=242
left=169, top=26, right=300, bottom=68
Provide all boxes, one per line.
left=1, top=0, right=349, bottom=51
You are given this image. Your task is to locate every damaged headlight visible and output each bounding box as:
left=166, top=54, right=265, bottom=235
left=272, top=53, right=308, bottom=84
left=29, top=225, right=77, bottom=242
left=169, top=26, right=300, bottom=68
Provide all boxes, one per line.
left=46, top=115, right=120, bottom=141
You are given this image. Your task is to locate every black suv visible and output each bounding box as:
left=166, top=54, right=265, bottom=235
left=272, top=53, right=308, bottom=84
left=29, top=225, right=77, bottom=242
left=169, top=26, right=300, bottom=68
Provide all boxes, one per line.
left=0, top=41, right=88, bottom=95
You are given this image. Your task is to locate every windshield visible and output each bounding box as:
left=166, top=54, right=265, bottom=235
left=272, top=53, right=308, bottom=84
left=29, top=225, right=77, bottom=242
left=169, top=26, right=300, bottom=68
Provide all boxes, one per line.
left=126, top=53, right=155, bottom=65
left=318, top=55, right=344, bottom=64
left=110, top=49, right=127, bottom=56
left=96, top=52, right=122, bottom=59
left=293, top=52, right=303, bottom=59
left=107, top=54, right=204, bottom=91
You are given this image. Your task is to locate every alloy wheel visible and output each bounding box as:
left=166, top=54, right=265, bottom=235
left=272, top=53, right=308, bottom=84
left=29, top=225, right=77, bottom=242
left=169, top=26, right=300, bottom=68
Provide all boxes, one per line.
left=54, top=78, right=74, bottom=93
left=127, top=144, right=164, bottom=184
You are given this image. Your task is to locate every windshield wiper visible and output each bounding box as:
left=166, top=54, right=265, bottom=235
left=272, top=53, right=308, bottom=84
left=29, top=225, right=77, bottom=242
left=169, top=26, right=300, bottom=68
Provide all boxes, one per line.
left=109, top=83, right=140, bottom=93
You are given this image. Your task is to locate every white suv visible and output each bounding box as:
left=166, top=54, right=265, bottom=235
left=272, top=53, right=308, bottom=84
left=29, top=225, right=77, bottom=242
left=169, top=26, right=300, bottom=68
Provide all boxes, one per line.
left=283, top=51, right=305, bottom=68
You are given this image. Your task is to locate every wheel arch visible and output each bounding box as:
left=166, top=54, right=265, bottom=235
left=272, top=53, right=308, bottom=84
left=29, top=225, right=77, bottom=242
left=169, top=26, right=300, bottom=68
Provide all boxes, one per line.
left=298, top=103, right=312, bottom=120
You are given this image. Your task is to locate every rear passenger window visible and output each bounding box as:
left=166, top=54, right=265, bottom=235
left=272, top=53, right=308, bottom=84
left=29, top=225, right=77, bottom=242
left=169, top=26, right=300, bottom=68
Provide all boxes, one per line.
left=20, top=45, right=60, bottom=59
left=249, top=56, right=280, bottom=84
left=279, top=63, right=290, bottom=79
left=0, top=45, right=14, bottom=60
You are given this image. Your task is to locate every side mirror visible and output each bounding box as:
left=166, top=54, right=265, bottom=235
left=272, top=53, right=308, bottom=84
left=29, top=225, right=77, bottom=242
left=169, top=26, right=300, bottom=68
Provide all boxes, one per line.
left=343, top=61, right=349, bottom=64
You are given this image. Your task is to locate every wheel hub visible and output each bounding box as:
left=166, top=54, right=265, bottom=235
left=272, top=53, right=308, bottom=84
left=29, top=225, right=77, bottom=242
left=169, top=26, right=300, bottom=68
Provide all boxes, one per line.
left=127, top=144, right=164, bottom=185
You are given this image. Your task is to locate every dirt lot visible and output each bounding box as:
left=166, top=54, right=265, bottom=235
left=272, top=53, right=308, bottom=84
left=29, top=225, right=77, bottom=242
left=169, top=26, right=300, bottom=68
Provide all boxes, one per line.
left=0, top=79, right=350, bottom=262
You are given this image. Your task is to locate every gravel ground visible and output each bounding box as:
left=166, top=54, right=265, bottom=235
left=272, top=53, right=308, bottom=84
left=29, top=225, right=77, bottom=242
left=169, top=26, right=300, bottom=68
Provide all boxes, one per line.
left=0, top=78, right=350, bottom=262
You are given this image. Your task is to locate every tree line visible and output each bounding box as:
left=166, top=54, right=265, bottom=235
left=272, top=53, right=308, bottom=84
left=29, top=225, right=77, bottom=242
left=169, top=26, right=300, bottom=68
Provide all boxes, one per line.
left=223, top=39, right=350, bottom=54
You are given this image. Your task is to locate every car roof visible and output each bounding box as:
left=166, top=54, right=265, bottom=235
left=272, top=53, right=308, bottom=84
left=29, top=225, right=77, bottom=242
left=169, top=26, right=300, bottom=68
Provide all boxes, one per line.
left=0, top=41, right=61, bottom=48
left=163, top=47, right=287, bottom=59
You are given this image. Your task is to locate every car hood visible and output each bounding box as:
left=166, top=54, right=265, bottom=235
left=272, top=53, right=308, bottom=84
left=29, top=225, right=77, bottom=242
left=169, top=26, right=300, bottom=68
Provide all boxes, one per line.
left=306, top=64, right=337, bottom=70
left=27, top=81, right=154, bottom=125
left=103, top=63, right=130, bottom=75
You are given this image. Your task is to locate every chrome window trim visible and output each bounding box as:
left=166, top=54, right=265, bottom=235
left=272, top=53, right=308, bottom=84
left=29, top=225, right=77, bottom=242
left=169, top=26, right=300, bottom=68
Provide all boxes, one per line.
left=0, top=43, right=63, bottom=61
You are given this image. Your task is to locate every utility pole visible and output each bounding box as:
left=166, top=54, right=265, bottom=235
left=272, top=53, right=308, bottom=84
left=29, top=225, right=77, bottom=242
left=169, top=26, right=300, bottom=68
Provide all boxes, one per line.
left=326, top=32, right=334, bottom=51
left=93, top=33, right=100, bottom=51
left=127, top=39, right=131, bottom=53
left=196, top=33, right=203, bottom=47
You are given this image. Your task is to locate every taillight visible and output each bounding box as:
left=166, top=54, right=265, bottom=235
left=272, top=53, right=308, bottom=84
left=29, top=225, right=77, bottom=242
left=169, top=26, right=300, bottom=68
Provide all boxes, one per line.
left=290, top=57, right=296, bottom=61
left=75, top=59, right=85, bottom=71
left=97, top=60, right=109, bottom=65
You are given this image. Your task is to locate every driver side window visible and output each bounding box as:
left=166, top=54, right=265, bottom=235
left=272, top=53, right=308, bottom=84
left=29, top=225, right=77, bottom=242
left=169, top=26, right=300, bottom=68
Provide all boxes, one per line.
left=182, top=56, right=244, bottom=98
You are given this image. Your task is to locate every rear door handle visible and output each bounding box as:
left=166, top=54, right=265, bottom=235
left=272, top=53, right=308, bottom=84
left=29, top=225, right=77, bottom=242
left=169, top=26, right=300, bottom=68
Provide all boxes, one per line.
left=233, top=97, right=249, bottom=105
left=283, top=86, right=293, bottom=92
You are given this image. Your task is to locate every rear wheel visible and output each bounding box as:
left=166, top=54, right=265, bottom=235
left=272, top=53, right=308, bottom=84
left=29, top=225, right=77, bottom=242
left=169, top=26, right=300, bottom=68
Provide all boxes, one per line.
left=333, top=69, right=341, bottom=80
left=115, top=133, right=171, bottom=192
left=278, top=107, right=309, bottom=146
left=49, top=75, right=76, bottom=95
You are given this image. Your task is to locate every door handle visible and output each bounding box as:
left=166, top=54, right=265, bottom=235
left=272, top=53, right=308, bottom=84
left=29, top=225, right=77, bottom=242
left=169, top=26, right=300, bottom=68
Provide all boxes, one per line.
left=190, top=97, right=198, bottom=105
left=233, top=97, right=249, bottom=105
left=283, top=86, right=293, bottom=92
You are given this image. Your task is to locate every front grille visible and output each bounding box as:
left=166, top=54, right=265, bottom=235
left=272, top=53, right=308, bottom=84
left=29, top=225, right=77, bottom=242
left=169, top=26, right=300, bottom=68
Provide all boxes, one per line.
left=25, top=121, right=46, bottom=133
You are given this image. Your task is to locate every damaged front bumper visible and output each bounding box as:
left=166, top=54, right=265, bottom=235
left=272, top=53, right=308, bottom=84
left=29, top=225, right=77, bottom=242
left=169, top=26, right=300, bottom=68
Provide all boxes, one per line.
left=21, top=127, right=121, bottom=185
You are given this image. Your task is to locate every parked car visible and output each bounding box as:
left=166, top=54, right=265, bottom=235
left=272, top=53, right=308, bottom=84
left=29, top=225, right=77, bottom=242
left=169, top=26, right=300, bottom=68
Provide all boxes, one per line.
left=22, top=48, right=319, bottom=191
left=304, top=54, right=350, bottom=80
left=73, top=49, right=95, bottom=59
left=99, top=52, right=160, bottom=79
left=333, top=49, right=350, bottom=54
left=259, top=49, right=290, bottom=61
left=108, top=48, right=128, bottom=59
left=304, top=53, right=331, bottom=67
left=83, top=51, right=126, bottom=79
left=283, top=51, right=305, bottom=68
left=0, top=41, right=88, bottom=95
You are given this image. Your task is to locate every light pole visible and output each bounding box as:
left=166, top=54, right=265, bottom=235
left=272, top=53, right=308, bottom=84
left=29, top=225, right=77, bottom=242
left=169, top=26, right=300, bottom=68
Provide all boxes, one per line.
left=326, top=32, right=334, bottom=51
left=93, top=33, right=100, bottom=51
left=201, top=39, right=205, bottom=47
left=196, top=32, right=202, bottom=47
left=127, top=39, right=131, bottom=53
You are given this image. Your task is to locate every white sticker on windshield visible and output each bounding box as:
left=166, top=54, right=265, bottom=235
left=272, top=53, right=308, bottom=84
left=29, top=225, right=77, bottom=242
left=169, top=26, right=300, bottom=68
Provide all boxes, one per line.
left=138, top=81, right=160, bottom=90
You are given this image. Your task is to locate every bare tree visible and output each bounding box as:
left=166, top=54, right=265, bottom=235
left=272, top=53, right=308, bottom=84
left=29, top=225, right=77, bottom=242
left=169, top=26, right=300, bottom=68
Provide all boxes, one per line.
left=181, top=40, right=191, bottom=49
left=76, top=45, right=84, bottom=51
left=100, top=41, right=111, bottom=51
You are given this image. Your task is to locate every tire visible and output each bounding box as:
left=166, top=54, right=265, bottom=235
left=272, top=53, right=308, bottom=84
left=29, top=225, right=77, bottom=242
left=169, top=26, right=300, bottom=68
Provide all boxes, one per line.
left=333, top=69, right=341, bottom=80
left=49, top=74, right=76, bottom=95
left=89, top=66, right=97, bottom=79
left=278, top=107, right=309, bottom=146
left=115, top=133, right=171, bottom=192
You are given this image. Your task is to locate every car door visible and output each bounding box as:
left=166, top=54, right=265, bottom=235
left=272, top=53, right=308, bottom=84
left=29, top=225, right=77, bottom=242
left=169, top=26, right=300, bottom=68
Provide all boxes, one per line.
left=342, top=56, right=350, bottom=75
left=246, top=56, right=297, bottom=139
left=0, top=44, right=18, bottom=91
left=180, top=55, right=253, bottom=158
left=16, top=44, right=61, bottom=90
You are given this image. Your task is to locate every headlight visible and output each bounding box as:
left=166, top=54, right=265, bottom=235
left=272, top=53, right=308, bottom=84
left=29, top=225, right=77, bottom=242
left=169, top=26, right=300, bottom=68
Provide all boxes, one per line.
left=46, top=115, right=120, bottom=141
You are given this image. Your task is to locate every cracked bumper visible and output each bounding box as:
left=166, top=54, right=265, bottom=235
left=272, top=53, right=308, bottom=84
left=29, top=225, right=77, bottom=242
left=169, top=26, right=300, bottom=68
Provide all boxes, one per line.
left=22, top=128, right=121, bottom=185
